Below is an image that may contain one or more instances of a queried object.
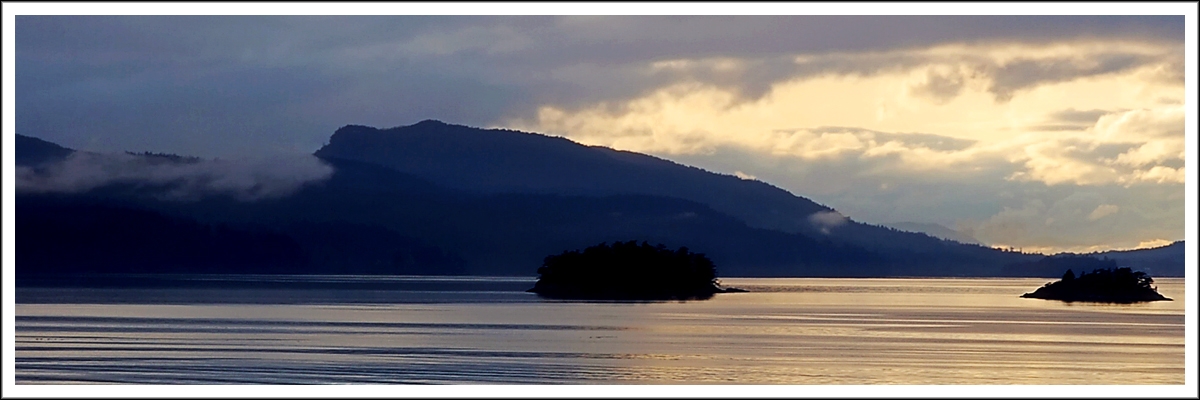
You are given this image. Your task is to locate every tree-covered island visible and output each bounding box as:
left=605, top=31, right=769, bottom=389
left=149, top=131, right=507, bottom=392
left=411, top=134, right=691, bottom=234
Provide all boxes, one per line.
left=1021, top=266, right=1171, bottom=303
left=527, top=241, right=746, bottom=300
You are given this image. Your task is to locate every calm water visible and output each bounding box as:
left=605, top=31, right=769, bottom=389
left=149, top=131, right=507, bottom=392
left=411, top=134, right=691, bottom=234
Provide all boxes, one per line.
left=14, top=275, right=1185, bottom=385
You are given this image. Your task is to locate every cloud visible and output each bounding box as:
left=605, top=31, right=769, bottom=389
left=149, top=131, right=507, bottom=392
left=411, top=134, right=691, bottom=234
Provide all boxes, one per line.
left=1134, top=239, right=1175, bottom=250
left=1114, top=140, right=1183, bottom=168
left=809, top=127, right=977, bottom=152
left=1094, top=106, right=1185, bottom=141
left=15, top=16, right=1184, bottom=158
left=512, top=39, right=1181, bottom=179
left=16, top=152, right=334, bottom=201
left=1049, top=108, right=1112, bottom=125
left=514, top=79, right=990, bottom=172
left=733, top=171, right=757, bottom=180
left=393, top=24, right=535, bottom=57
left=498, top=34, right=1183, bottom=253
left=985, top=53, right=1147, bottom=102
left=1006, top=138, right=1123, bottom=186
left=1004, top=105, right=1185, bottom=187
left=1087, top=204, right=1119, bottom=220
left=808, top=211, right=848, bottom=234
left=957, top=186, right=1182, bottom=254
left=907, top=66, right=967, bottom=104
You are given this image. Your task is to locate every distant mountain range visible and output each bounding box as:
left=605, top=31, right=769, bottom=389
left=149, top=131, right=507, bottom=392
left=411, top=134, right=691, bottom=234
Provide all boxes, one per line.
left=14, top=121, right=1185, bottom=279
left=1085, top=241, right=1184, bottom=278
left=882, top=222, right=983, bottom=246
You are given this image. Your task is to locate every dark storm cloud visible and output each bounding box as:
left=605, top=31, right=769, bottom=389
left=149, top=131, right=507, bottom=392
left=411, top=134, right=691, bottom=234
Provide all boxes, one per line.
left=986, top=54, right=1151, bottom=102
left=15, top=15, right=1183, bottom=157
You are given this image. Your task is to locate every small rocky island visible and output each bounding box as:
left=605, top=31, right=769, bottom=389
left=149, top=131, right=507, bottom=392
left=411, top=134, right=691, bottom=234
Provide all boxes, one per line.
left=528, top=241, right=745, bottom=300
left=1021, top=267, right=1171, bottom=303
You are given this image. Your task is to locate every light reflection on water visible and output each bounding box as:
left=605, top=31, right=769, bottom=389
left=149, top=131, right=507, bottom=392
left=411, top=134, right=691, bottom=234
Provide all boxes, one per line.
left=15, top=276, right=1184, bottom=384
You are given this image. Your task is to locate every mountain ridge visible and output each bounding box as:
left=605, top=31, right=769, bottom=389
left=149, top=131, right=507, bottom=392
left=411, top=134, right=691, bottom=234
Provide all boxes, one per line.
left=16, top=124, right=1183, bottom=278
left=316, top=120, right=835, bottom=236
left=314, top=120, right=1046, bottom=276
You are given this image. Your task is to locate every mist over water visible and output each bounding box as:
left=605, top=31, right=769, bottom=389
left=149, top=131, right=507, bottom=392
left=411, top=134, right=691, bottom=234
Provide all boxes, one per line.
left=14, top=276, right=1184, bottom=384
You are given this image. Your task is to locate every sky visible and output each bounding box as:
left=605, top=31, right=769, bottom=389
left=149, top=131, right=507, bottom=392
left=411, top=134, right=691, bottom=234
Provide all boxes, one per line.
left=7, top=5, right=1195, bottom=254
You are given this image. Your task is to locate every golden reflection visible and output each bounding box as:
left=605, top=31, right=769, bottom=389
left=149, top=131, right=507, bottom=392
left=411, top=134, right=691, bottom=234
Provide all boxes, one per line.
left=15, top=278, right=1184, bottom=384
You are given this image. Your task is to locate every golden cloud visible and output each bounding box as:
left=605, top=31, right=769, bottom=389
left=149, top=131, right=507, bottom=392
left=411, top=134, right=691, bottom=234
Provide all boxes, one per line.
left=510, top=39, right=1183, bottom=188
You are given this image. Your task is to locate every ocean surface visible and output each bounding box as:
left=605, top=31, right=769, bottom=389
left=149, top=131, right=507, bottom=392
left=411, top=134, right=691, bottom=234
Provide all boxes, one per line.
left=13, top=275, right=1185, bottom=385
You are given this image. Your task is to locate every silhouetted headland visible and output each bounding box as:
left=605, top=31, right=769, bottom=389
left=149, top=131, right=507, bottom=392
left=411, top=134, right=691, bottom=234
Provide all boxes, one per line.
left=1021, top=267, right=1171, bottom=303
left=527, top=241, right=746, bottom=300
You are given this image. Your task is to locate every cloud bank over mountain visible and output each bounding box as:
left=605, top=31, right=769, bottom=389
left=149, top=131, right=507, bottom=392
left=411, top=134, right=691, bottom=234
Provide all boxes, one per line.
left=17, top=152, right=333, bottom=201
